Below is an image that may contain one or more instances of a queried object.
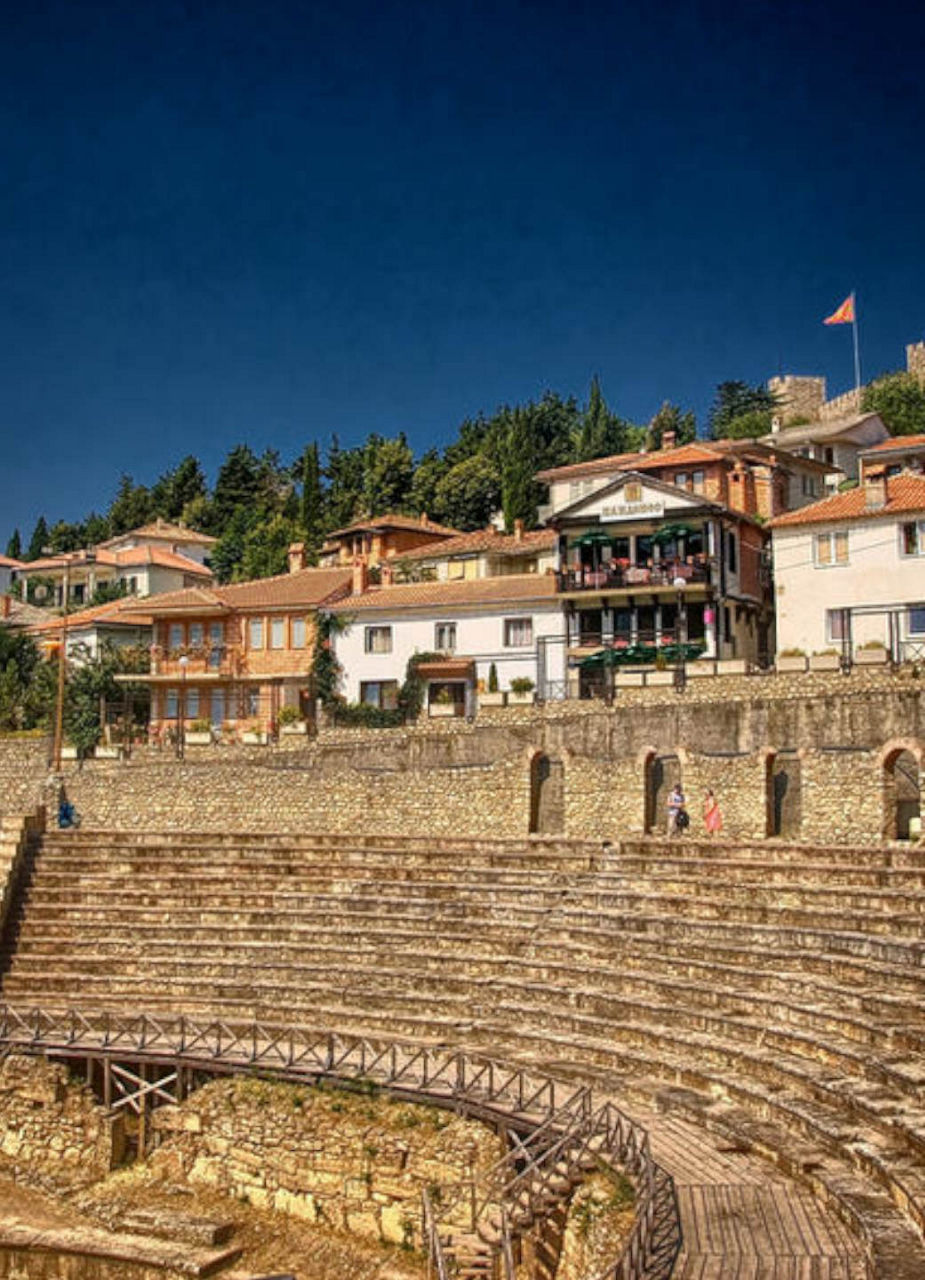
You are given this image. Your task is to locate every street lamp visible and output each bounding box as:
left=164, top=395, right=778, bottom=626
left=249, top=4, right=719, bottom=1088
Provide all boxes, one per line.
left=673, top=576, right=688, bottom=692
left=177, top=654, right=189, bottom=760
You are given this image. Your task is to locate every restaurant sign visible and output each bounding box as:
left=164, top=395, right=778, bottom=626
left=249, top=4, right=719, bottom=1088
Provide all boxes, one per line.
left=600, top=499, right=665, bottom=521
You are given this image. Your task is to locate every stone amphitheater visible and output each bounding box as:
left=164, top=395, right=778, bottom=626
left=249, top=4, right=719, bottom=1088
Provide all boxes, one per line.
left=0, top=671, right=922, bottom=1279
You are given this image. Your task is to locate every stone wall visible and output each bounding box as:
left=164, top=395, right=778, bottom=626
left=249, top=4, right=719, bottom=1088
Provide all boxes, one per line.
left=0, top=738, right=48, bottom=818
left=0, top=1056, right=119, bottom=1192
left=150, top=1077, right=501, bottom=1248
left=1, top=668, right=921, bottom=844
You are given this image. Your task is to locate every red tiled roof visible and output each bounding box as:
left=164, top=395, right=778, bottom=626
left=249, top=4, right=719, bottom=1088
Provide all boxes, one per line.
left=0, top=555, right=23, bottom=569
left=536, top=438, right=826, bottom=484
left=22, top=547, right=212, bottom=577
left=769, top=475, right=925, bottom=528
left=0, top=597, right=46, bottom=628
left=326, top=513, right=462, bottom=539
left=330, top=573, right=558, bottom=613
left=400, top=527, right=557, bottom=561
left=97, top=520, right=217, bottom=548
left=138, top=567, right=354, bottom=615
left=864, top=434, right=925, bottom=453
left=30, top=598, right=153, bottom=633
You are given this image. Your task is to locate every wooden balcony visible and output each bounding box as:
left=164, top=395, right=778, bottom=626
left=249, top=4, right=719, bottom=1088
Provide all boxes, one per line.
left=150, top=646, right=248, bottom=679
left=555, top=558, right=714, bottom=595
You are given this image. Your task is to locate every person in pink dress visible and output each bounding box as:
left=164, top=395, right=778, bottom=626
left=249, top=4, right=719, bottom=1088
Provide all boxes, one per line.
left=703, top=789, right=723, bottom=837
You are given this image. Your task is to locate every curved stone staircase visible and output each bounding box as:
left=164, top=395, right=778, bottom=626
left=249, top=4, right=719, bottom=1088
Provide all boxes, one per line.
left=2, top=830, right=924, bottom=1276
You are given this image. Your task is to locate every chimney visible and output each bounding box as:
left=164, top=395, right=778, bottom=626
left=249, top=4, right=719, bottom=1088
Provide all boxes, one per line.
left=287, top=542, right=306, bottom=574
left=662, top=429, right=677, bottom=451
left=0, top=595, right=10, bottom=619
left=513, top=518, right=524, bottom=542
left=865, top=467, right=888, bottom=510
left=352, top=556, right=369, bottom=595
left=380, top=560, right=394, bottom=587
left=419, top=512, right=430, bottom=526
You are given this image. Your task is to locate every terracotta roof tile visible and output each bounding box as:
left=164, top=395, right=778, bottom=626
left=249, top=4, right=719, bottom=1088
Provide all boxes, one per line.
left=0, top=555, right=23, bottom=569
left=864, top=434, right=925, bottom=453
left=400, top=527, right=557, bottom=561
left=330, top=573, right=558, bottom=613
left=97, top=520, right=217, bottom=548
left=30, top=598, right=153, bottom=633
left=769, top=475, right=925, bottom=529
left=537, top=438, right=826, bottom=485
left=0, top=597, right=46, bottom=628
left=22, top=547, right=212, bottom=576
left=326, top=513, right=462, bottom=538
left=139, top=568, right=354, bottom=615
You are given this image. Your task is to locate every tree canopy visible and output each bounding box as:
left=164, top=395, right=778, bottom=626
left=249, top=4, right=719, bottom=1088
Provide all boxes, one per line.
left=861, top=372, right=925, bottom=436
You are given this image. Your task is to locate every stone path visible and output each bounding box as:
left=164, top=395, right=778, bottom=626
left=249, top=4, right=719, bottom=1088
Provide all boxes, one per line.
left=630, top=1109, right=867, bottom=1279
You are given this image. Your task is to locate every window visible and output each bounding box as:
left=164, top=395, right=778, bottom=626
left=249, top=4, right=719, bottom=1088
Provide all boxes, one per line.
left=209, top=622, right=223, bottom=669
left=189, top=622, right=204, bottom=648
left=815, top=531, right=849, bottom=566
left=691, top=470, right=705, bottom=495
left=365, top=626, right=393, bottom=654
left=186, top=688, right=200, bottom=719
left=504, top=617, right=533, bottom=647
left=360, top=680, right=400, bottom=709
left=909, top=607, right=925, bottom=635
left=169, top=624, right=184, bottom=650
left=270, top=618, right=285, bottom=649
left=827, top=609, right=849, bottom=642
left=726, top=531, right=738, bottom=573
left=674, top=472, right=688, bottom=490
left=249, top=619, right=264, bottom=649
left=165, top=688, right=179, bottom=719
left=291, top=618, right=306, bottom=649
left=246, top=688, right=259, bottom=717
left=802, top=475, right=818, bottom=497
left=435, top=622, right=457, bottom=651
left=901, top=522, right=925, bottom=557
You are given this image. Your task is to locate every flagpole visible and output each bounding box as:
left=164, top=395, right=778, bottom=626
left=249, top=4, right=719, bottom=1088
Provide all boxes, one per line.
left=851, top=290, right=861, bottom=397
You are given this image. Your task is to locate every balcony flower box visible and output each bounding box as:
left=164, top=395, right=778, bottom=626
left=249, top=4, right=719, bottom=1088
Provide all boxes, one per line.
left=687, top=660, right=716, bottom=678
left=479, top=691, right=507, bottom=708
left=93, top=745, right=122, bottom=760
left=645, top=670, right=675, bottom=686
left=810, top=652, right=841, bottom=672
left=716, top=658, right=748, bottom=676
left=855, top=647, right=889, bottom=666
left=280, top=721, right=310, bottom=736
left=508, top=691, right=535, bottom=705
left=60, top=746, right=79, bottom=760
left=776, top=654, right=808, bottom=673
left=242, top=730, right=268, bottom=745
left=185, top=731, right=212, bottom=746
left=616, top=671, right=645, bottom=687
left=429, top=702, right=458, bottom=719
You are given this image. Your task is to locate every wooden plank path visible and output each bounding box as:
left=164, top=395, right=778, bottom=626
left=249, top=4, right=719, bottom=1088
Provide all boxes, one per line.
left=627, top=1109, right=867, bottom=1279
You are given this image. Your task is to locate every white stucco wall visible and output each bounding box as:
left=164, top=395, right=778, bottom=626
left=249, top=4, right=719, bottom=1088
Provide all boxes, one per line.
left=0, top=565, right=16, bottom=595
left=333, top=604, right=566, bottom=701
left=773, top=515, right=925, bottom=654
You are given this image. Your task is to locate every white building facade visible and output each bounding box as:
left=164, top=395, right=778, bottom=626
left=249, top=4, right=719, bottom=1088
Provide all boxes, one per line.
left=770, top=473, right=925, bottom=661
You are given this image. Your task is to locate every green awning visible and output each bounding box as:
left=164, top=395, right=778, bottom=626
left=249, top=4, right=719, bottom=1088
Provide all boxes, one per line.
left=572, top=530, right=613, bottom=548
left=579, top=641, right=706, bottom=669
left=652, top=522, right=696, bottom=545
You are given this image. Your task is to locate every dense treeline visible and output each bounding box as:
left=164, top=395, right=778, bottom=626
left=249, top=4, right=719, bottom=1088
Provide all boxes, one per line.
left=12, top=367, right=921, bottom=587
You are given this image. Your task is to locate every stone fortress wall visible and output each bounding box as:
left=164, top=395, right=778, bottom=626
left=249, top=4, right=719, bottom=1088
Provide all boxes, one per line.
left=1, top=668, right=921, bottom=844
left=769, top=338, right=925, bottom=425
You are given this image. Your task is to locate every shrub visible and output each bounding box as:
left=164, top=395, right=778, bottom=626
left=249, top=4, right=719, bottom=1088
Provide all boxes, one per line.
left=488, top=662, right=499, bottom=693
left=277, top=705, right=302, bottom=726
left=190, top=719, right=211, bottom=733
left=778, top=648, right=806, bottom=658
left=509, top=677, right=534, bottom=695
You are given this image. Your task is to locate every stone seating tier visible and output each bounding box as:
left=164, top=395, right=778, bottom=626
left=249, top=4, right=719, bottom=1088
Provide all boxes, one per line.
left=4, top=830, right=925, bottom=1275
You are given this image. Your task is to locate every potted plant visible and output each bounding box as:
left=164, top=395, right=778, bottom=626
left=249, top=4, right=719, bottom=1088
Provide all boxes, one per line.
left=429, top=685, right=458, bottom=718
left=810, top=648, right=841, bottom=671
left=480, top=662, right=506, bottom=707
left=185, top=718, right=213, bottom=746
left=776, top=647, right=808, bottom=673
left=508, top=677, right=535, bottom=705
left=241, top=720, right=267, bottom=745
left=278, top=705, right=309, bottom=735
left=855, top=640, right=889, bottom=666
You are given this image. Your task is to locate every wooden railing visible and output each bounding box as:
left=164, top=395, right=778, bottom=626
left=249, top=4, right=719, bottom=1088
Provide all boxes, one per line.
left=0, top=1007, right=680, bottom=1280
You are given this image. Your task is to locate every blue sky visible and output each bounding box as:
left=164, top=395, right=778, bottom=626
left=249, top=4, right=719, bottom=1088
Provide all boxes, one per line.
left=3, top=0, right=924, bottom=542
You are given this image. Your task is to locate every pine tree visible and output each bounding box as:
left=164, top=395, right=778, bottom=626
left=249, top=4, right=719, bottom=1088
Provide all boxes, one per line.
left=211, top=445, right=261, bottom=534
left=5, top=530, right=21, bottom=560
left=500, top=408, right=539, bottom=531
left=299, top=443, right=324, bottom=564
left=26, top=517, right=49, bottom=561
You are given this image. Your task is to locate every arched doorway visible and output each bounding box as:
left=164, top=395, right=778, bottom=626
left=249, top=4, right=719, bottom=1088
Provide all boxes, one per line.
left=883, top=749, right=921, bottom=840
left=766, top=751, right=802, bottom=838
left=529, top=754, right=565, bottom=835
left=644, top=753, right=680, bottom=835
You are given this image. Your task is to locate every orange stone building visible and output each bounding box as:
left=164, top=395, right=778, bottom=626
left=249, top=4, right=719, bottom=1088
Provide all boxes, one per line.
left=318, top=513, right=462, bottom=568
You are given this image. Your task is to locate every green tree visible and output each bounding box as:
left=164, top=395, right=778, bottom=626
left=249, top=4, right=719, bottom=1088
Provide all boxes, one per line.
left=708, top=381, right=777, bottom=439
left=324, top=436, right=365, bottom=529
left=299, top=442, right=325, bottom=564
left=239, top=513, right=303, bottom=580
left=722, top=408, right=775, bottom=440
left=362, top=433, right=415, bottom=515
left=82, top=512, right=109, bottom=546
left=571, top=377, right=631, bottom=462
left=408, top=449, right=450, bottom=519
left=434, top=454, right=500, bottom=530
left=107, top=475, right=153, bottom=535
left=500, top=407, right=539, bottom=531
left=62, top=642, right=148, bottom=757
left=5, top=530, right=21, bottom=560
left=151, top=456, right=207, bottom=521
left=645, top=401, right=697, bottom=450
left=46, top=520, right=86, bottom=554
left=26, top=517, right=49, bottom=561
left=0, top=626, right=42, bottom=729
left=210, top=508, right=255, bottom=583
left=211, top=445, right=261, bottom=534
left=861, top=372, right=925, bottom=436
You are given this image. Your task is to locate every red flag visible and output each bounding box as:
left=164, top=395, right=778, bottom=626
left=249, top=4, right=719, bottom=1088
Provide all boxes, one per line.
left=824, top=295, right=855, bottom=325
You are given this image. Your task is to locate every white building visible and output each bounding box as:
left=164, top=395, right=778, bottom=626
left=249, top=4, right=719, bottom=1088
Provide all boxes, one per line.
left=28, top=598, right=153, bottom=661
left=329, top=574, right=565, bottom=714
left=0, top=554, right=22, bottom=596
left=761, top=413, right=889, bottom=490
left=396, top=523, right=557, bottom=581
left=769, top=471, right=925, bottom=661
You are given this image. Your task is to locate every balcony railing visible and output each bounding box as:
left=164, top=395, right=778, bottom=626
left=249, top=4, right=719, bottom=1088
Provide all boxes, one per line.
left=555, top=558, right=713, bottom=593
left=150, top=646, right=248, bottom=678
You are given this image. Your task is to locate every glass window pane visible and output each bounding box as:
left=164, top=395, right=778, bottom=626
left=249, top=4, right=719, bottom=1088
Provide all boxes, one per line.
left=909, top=607, right=925, bottom=635
left=249, top=619, right=263, bottom=649
left=166, top=689, right=179, bottom=718
left=169, top=624, right=183, bottom=649
left=270, top=618, right=285, bottom=649
left=834, top=531, right=848, bottom=563
left=186, top=688, right=200, bottom=718
left=189, top=623, right=204, bottom=647
left=291, top=618, right=306, bottom=649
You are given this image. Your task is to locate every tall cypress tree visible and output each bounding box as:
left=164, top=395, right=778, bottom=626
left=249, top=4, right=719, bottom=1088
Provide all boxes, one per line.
left=300, top=443, right=324, bottom=564
left=5, top=530, right=21, bottom=560
left=26, top=517, right=49, bottom=561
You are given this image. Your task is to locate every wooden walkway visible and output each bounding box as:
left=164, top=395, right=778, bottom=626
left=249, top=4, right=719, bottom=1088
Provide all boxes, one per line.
left=628, top=1107, right=867, bottom=1279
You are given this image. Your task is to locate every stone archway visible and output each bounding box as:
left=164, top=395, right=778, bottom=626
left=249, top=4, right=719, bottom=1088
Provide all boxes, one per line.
left=765, top=750, right=802, bottom=838
left=881, top=744, right=922, bottom=840
left=529, top=753, right=565, bottom=835
left=644, top=752, right=680, bottom=835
